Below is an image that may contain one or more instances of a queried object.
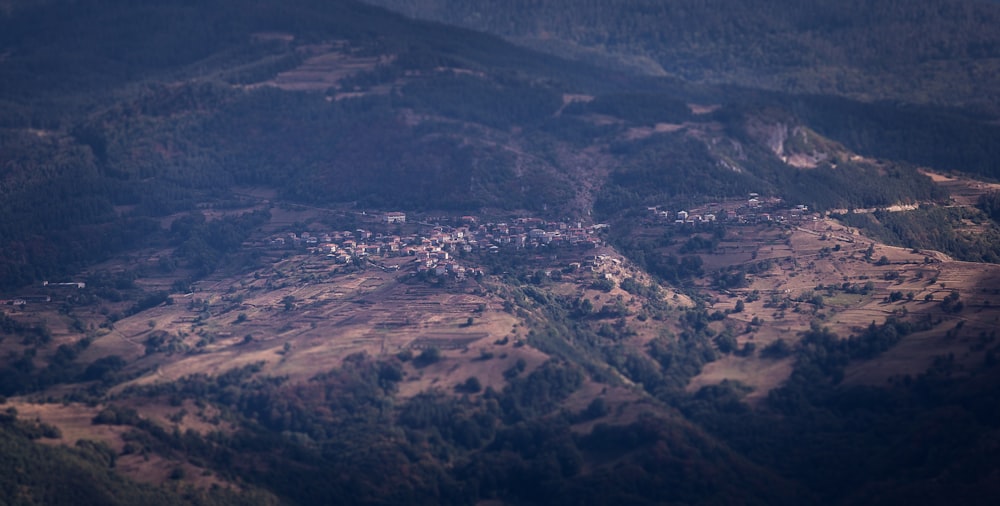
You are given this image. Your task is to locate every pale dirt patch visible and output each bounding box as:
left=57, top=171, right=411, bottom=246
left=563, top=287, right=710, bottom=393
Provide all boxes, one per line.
left=580, top=113, right=624, bottom=126
left=688, top=104, right=721, bottom=115
left=331, top=86, right=392, bottom=100
left=687, top=355, right=795, bottom=405
left=921, top=170, right=958, bottom=183
left=784, top=153, right=820, bottom=169
left=562, top=93, right=594, bottom=105
left=623, top=122, right=685, bottom=140
left=10, top=401, right=128, bottom=451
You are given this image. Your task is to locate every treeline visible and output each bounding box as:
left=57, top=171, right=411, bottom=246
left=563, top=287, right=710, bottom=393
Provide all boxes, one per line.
left=836, top=207, right=1000, bottom=263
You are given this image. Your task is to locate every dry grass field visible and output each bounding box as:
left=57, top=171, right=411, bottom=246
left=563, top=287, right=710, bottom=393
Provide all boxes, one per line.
left=2, top=244, right=541, bottom=486
left=8, top=399, right=236, bottom=488
left=94, top=262, right=523, bottom=391
left=922, top=169, right=1000, bottom=206
left=687, top=217, right=1000, bottom=394
left=242, top=41, right=392, bottom=94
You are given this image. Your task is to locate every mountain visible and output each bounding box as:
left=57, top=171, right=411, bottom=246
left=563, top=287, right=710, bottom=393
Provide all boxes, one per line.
left=2, top=1, right=1000, bottom=505
left=361, top=0, right=1000, bottom=112
left=5, top=0, right=1000, bottom=287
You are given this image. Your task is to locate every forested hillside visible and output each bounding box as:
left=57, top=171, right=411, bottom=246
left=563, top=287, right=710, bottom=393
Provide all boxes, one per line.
left=0, top=0, right=607, bottom=287
left=3, top=0, right=1000, bottom=288
left=362, top=0, right=1000, bottom=112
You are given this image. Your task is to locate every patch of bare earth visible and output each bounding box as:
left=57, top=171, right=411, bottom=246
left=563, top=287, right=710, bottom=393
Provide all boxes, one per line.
left=688, top=104, right=721, bottom=115
left=623, top=122, right=686, bottom=140
left=688, top=356, right=794, bottom=405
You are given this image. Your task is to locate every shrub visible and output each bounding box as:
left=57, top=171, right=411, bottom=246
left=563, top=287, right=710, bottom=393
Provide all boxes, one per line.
left=414, top=347, right=442, bottom=367
left=761, top=339, right=792, bottom=359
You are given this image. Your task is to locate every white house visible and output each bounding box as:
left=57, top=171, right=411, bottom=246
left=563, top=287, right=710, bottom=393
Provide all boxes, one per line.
left=384, top=212, right=406, bottom=224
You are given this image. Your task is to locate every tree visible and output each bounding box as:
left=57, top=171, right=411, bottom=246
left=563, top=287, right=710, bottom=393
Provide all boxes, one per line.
left=457, top=376, right=482, bottom=393
left=581, top=397, right=609, bottom=420
left=761, top=339, right=792, bottom=359
left=591, top=277, right=615, bottom=292
left=414, top=347, right=441, bottom=367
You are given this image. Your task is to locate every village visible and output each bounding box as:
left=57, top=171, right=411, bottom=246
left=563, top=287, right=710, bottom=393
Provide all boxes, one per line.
left=646, top=193, right=819, bottom=226
left=257, top=193, right=831, bottom=282
left=262, top=211, right=609, bottom=280
left=2, top=195, right=830, bottom=306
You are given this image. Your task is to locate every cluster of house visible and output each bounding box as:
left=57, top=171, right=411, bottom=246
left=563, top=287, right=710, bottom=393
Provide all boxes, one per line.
left=264, top=213, right=607, bottom=278
left=41, top=281, right=86, bottom=289
left=459, top=216, right=606, bottom=249
left=1, top=295, right=51, bottom=306
left=2, top=281, right=86, bottom=306
left=649, top=194, right=818, bottom=226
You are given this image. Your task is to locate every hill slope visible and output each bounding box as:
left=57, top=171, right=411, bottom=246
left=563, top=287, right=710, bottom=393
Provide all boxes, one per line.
left=2, top=1, right=1000, bottom=504
left=361, top=0, right=1000, bottom=112
left=4, top=0, right=1000, bottom=290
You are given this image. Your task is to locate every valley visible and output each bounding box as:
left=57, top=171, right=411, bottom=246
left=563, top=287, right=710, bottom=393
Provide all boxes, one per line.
left=4, top=174, right=1000, bottom=502
left=3, top=0, right=1000, bottom=504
